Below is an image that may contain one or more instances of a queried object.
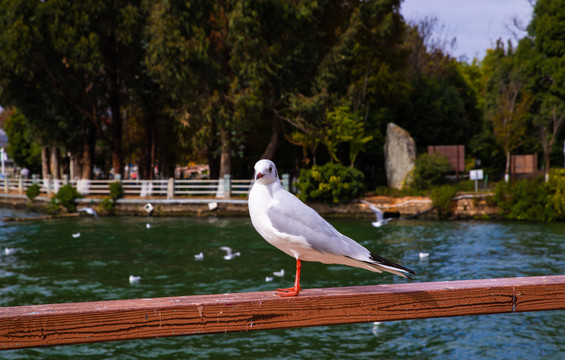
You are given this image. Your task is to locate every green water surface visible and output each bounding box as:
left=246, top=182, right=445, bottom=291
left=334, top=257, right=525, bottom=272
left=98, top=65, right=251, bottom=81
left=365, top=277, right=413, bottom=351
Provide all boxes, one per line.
left=0, top=207, right=563, bottom=359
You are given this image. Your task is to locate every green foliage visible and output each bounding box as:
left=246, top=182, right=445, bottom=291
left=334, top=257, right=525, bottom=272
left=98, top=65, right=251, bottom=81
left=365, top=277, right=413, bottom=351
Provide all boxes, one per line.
left=412, top=153, right=453, bottom=190
left=492, top=177, right=554, bottom=221
left=430, top=185, right=457, bottom=218
left=25, top=183, right=40, bottom=202
left=546, top=168, right=565, bottom=220
left=101, top=181, right=124, bottom=215
left=298, top=163, right=366, bottom=204
left=54, top=184, right=82, bottom=213
left=109, top=181, right=124, bottom=200
left=100, top=198, right=115, bottom=215
left=3, top=109, right=41, bottom=173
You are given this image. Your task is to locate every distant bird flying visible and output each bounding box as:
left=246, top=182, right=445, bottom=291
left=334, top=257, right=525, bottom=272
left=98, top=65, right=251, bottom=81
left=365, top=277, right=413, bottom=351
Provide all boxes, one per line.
left=249, top=159, right=414, bottom=297
left=220, top=246, right=240, bottom=260
left=78, top=207, right=98, bottom=219
left=360, top=200, right=391, bottom=227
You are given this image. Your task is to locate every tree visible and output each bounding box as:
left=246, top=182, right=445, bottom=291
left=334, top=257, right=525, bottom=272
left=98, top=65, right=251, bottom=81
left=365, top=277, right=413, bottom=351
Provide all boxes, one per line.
left=484, top=41, right=533, bottom=181
left=2, top=109, right=41, bottom=173
left=524, top=0, right=565, bottom=180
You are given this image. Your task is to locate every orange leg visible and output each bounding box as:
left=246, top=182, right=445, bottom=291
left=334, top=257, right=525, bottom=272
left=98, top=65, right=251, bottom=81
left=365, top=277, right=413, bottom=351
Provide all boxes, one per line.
left=276, top=258, right=301, bottom=297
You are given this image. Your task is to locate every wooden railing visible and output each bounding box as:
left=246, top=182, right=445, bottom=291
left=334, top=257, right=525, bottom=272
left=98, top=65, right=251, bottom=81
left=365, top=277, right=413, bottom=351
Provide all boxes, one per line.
left=0, top=275, right=563, bottom=350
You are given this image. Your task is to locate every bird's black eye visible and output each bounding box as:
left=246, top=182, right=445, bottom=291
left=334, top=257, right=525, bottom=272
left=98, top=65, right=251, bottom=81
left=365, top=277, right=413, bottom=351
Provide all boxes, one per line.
left=269, top=166, right=272, bottom=173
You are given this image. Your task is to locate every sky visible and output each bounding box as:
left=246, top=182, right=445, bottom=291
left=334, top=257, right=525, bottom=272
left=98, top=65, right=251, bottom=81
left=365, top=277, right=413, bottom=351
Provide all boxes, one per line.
left=401, top=0, right=534, bottom=61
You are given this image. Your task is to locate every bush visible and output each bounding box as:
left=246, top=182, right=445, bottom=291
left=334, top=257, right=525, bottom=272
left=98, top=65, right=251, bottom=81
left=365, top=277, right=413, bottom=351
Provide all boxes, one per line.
left=297, top=163, right=365, bottom=204
left=25, top=183, right=41, bottom=201
left=109, top=181, right=124, bottom=200
left=101, top=181, right=124, bottom=215
left=430, top=185, right=457, bottom=218
left=492, top=177, right=554, bottom=222
left=546, top=168, right=565, bottom=221
left=54, top=184, right=82, bottom=212
left=412, top=153, right=453, bottom=190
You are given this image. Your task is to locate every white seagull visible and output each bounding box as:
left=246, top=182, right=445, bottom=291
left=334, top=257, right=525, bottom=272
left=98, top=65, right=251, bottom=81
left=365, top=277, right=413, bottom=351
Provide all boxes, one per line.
left=220, top=246, right=240, bottom=260
left=4, top=247, right=15, bottom=255
left=78, top=207, right=98, bottom=219
left=273, top=269, right=285, bottom=277
left=249, top=159, right=414, bottom=297
left=360, top=200, right=391, bottom=227
left=194, top=252, right=204, bottom=261
left=72, top=232, right=81, bottom=238
left=129, top=275, right=141, bottom=284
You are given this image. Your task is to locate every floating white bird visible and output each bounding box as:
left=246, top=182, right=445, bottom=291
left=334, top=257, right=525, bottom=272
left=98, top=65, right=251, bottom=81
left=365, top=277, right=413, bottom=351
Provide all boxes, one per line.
left=144, top=203, right=154, bottom=215
left=72, top=232, right=81, bottom=238
left=129, top=275, right=141, bottom=284
left=78, top=207, right=98, bottom=219
left=4, top=247, right=15, bottom=255
left=249, top=159, right=414, bottom=297
left=273, top=269, right=285, bottom=277
left=146, top=223, right=151, bottom=229
left=419, top=252, right=430, bottom=260
left=265, top=276, right=274, bottom=282
left=220, top=246, right=240, bottom=260
left=360, top=200, right=391, bottom=227
left=194, top=252, right=204, bottom=261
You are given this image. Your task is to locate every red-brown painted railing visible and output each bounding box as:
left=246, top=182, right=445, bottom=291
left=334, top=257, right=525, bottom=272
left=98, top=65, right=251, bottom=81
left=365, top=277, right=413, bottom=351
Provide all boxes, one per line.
left=1, top=275, right=564, bottom=350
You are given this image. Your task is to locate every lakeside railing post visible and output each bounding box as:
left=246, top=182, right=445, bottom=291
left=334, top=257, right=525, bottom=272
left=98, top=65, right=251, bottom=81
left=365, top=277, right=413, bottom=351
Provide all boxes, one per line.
left=47, top=175, right=53, bottom=196
left=167, top=178, right=174, bottom=199
left=282, top=173, right=290, bottom=192
left=18, top=177, right=23, bottom=195
left=223, top=174, right=231, bottom=198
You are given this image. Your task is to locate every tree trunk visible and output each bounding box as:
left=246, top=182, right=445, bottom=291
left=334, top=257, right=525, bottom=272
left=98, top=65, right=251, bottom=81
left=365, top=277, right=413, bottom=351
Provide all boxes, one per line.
left=50, top=143, right=59, bottom=180
left=110, top=92, right=123, bottom=179
left=41, top=145, right=49, bottom=179
left=260, top=115, right=281, bottom=160
left=80, top=135, right=93, bottom=180
left=505, top=151, right=511, bottom=182
left=219, top=128, right=231, bottom=177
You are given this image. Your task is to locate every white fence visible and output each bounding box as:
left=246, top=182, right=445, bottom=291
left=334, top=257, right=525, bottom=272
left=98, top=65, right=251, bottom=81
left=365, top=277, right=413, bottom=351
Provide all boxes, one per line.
left=0, top=174, right=290, bottom=199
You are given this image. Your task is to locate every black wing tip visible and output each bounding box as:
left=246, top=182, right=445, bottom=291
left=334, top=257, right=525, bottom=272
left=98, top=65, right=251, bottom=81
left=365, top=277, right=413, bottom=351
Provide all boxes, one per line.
left=370, top=252, right=416, bottom=276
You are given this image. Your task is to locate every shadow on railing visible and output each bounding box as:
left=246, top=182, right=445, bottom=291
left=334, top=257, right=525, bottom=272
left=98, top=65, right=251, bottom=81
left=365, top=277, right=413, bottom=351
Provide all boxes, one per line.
left=0, top=275, right=563, bottom=350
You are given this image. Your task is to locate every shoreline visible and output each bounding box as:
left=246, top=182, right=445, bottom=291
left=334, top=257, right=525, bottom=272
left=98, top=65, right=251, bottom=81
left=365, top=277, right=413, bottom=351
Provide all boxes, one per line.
left=0, top=192, right=500, bottom=221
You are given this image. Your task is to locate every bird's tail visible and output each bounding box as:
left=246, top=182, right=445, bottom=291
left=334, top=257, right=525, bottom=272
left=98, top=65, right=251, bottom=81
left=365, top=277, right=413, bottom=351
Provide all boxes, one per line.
left=367, top=252, right=415, bottom=279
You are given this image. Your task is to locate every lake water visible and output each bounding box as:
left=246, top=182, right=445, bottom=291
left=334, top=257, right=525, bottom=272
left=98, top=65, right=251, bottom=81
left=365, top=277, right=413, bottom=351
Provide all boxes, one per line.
left=0, top=207, right=563, bottom=359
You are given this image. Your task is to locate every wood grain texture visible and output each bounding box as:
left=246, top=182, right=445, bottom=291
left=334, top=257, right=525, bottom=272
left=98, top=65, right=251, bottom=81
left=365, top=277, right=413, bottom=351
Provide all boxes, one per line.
left=1, top=275, right=564, bottom=350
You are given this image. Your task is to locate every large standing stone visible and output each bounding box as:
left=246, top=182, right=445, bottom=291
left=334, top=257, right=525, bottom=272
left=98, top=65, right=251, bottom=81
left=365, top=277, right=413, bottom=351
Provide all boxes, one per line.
left=384, top=123, right=416, bottom=189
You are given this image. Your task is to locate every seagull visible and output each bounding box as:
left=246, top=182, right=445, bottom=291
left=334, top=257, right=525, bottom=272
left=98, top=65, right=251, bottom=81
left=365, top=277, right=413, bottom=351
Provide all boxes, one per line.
left=360, top=200, right=391, bottom=227
left=72, top=232, right=81, bottom=238
left=4, top=247, right=15, bottom=255
left=419, top=252, right=430, bottom=260
left=78, top=207, right=98, bottom=219
left=273, top=269, right=285, bottom=277
left=265, top=276, right=274, bottom=282
left=194, top=252, right=204, bottom=261
left=146, top=223, right=151, bottom=229
left=129, top=275, right=141, bottom=284
left=249, top=159, right=415, bottom=297
left=220, top=246, right=240, bottom=260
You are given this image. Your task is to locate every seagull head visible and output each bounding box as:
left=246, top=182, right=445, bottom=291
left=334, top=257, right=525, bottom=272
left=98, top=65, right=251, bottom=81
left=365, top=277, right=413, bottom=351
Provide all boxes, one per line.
left=254, top=159, right=279, bottom=185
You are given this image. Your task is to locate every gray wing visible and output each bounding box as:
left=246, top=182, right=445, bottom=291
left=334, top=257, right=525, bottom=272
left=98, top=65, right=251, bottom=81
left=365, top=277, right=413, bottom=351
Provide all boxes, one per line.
left=267, top=190, right=370, bottom=258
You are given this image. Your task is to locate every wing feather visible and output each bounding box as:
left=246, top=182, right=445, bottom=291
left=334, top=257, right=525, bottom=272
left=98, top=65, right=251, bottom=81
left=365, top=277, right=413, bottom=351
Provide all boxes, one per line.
left=266, top=190, right=370, bottom=258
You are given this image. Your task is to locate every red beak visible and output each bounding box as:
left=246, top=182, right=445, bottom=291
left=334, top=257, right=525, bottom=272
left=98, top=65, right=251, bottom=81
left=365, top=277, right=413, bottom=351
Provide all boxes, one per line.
left=256, top=172, right=264, bottom=180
